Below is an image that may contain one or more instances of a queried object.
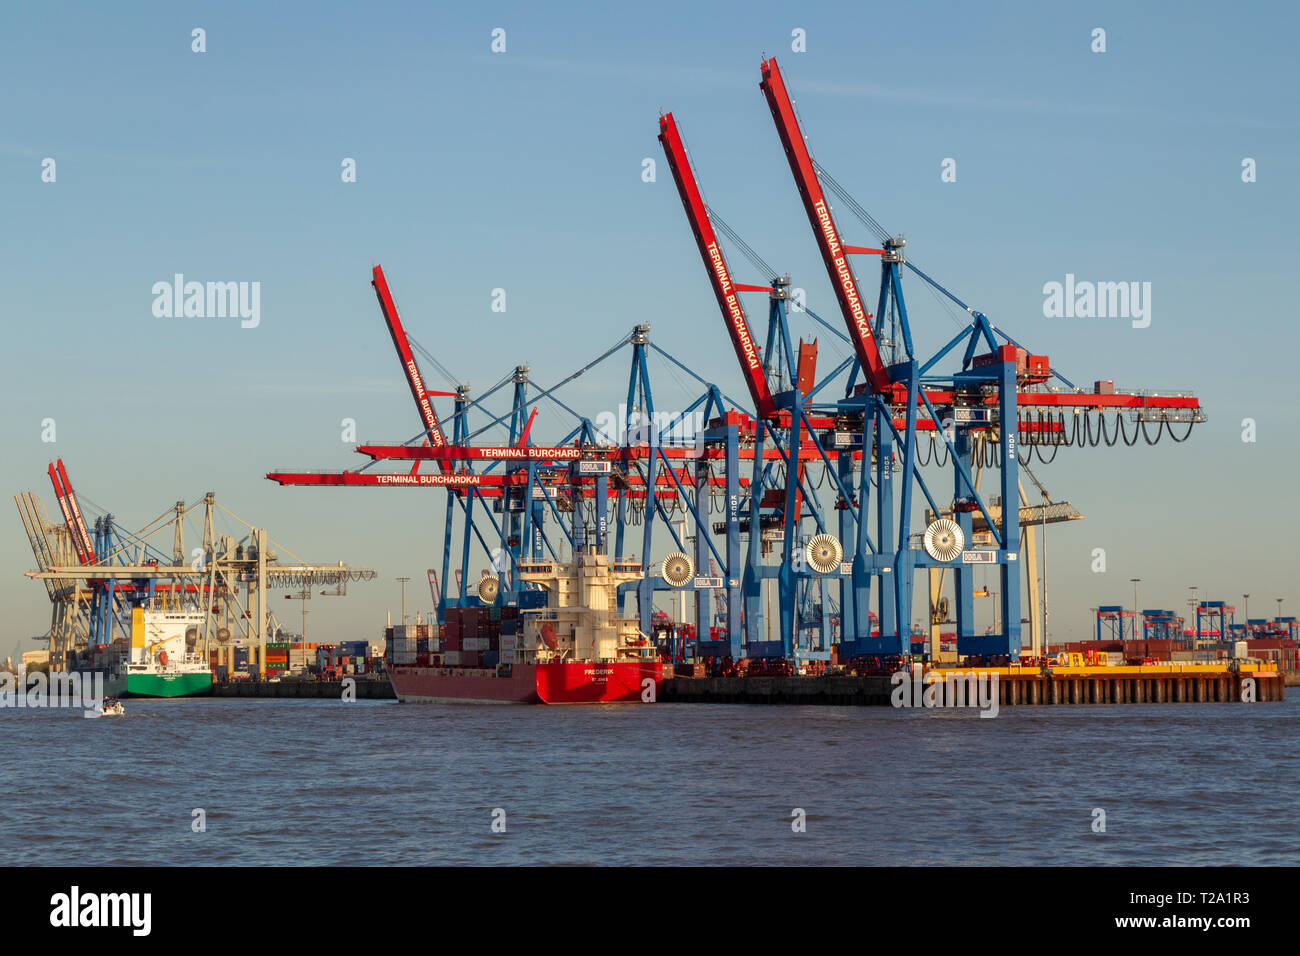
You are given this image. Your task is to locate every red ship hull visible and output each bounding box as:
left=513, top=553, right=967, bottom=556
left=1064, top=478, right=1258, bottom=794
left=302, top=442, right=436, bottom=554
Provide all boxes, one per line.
left=387, top=661, right=663, bottom=705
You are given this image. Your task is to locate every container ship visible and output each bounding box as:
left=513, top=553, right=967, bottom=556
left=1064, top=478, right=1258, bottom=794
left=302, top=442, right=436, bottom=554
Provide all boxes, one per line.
left=385, top=549, right=663, bottom=704
left=104, top=607, right=213, bottom=698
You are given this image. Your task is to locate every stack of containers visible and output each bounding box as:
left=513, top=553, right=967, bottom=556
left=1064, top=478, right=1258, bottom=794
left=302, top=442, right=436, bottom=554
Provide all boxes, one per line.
left=265, top=642, right=290, bottom=673
left=414, top=623, right=430, bottom=665
left=481, top=607, right=500, bottom=667
left=390, top=625, right=416, bottom=666
left=443, top=609, right=463, bottom=666
left=499, top=605, right=520, bottom=664
left=335, top=641, right=369, bottom=672
left=442, top=606, right=507, bottom=666
left=462, top=607, right=482, bottom=666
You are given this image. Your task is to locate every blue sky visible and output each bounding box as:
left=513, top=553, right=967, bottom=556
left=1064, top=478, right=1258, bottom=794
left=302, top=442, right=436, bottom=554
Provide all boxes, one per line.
left=3, top=0, right=1298, bottom=654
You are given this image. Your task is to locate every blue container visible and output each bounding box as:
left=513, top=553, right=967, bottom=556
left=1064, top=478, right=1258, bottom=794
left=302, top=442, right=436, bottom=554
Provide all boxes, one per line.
left=481, top=651, right=499, bottom=667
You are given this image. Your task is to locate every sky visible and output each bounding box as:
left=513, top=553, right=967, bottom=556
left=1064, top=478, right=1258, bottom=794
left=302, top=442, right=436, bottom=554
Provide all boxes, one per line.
left=2, top=0, right=1298, bottom=656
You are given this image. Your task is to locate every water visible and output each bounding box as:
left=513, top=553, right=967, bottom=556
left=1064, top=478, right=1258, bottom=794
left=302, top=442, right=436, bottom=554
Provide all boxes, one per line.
left=2, top=696, right=1296, bottom=865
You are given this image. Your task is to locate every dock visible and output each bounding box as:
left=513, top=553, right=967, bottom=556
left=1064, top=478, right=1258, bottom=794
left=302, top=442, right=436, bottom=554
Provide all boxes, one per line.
left=662, top=664, right=1285, bottom=707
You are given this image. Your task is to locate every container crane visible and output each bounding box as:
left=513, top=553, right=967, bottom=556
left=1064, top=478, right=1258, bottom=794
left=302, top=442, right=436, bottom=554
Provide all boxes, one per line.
left=759, top=58, right=891, bottom=394
left=371, top=265, right=452, bottom=455
left=48, top=460, right=96, bottom=564
left=657, top=112, right=778, bottom=421
left=267, top=61, right=1206, bottom=666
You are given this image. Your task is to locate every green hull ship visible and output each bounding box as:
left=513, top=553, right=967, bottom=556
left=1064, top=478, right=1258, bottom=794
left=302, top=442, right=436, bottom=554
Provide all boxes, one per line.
left=108, top=608, right=214, bottom=699
left=106, top=670, right=212, bottom=698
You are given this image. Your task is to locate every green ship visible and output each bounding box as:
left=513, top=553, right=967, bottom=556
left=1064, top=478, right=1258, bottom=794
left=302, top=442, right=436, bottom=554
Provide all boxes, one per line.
left=105, top=608, right=213, bottom=698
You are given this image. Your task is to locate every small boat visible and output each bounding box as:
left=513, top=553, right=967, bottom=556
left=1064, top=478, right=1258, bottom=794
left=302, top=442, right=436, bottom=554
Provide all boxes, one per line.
left=84, top=696, right=125, bottom=718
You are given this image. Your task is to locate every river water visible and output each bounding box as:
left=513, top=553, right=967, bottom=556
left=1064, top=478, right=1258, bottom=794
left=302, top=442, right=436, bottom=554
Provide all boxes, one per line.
left=1, top=696, right=1295, bottom=865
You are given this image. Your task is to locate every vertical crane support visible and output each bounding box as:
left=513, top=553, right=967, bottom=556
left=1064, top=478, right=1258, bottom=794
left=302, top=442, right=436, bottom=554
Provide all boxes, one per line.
left=658, top=114, right=779, bottom=421
left=759, top=58, right=891, bottom=394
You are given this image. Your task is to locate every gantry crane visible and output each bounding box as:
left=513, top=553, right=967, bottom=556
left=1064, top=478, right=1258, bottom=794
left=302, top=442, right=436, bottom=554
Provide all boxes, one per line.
left=266, top=59, right=1205, bottom=665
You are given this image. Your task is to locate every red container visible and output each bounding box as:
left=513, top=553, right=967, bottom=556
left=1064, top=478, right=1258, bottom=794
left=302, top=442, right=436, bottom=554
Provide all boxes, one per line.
left=444, top=635, right=462, bottom=652
left=1145, top=639, right=1173, bottom=659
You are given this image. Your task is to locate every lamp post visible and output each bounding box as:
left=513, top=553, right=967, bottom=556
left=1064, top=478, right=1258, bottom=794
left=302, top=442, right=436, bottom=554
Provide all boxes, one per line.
left=396, top=576, right=410, bottom=629
left=1130, top=578, right=1141, bottom=641
left=1243, top=593, right=1250, bottom=636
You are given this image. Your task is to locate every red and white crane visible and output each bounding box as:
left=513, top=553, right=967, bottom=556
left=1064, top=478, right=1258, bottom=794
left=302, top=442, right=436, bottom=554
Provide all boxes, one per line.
left=47, top=459, right=96, bottom=565
left=658, top=113, right=779, bottom=420
left=371, top=265, right=455, bottom=471
left=759, top=57, right=891, bottom=394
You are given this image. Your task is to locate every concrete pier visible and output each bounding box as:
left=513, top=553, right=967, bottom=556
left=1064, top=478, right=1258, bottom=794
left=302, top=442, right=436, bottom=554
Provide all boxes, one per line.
left=663, top=675, right=893, bottom=705
left=663, top=665, right=1284, bottom=707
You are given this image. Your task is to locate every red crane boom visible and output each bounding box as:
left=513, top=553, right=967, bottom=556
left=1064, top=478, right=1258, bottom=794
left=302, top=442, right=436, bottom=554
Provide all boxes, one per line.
left=759, top=57, right=891, bottom=393
left=48, top=459, right=96, bottom=564
left=371, top=265, right=449, bottom=450
left=658, top=113, right=778, bottom=420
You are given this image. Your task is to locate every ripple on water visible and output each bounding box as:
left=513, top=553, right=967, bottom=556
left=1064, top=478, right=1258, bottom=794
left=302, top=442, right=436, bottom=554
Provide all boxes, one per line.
left=1, top=698, right=1297, bottom=865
